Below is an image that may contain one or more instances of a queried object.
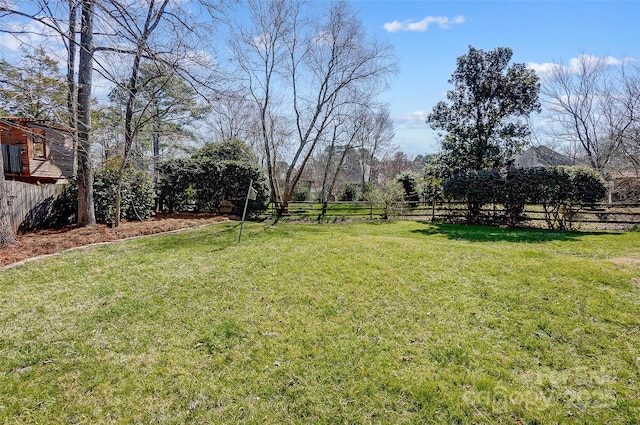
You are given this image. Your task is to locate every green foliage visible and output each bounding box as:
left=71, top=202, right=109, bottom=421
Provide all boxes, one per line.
left=427, top=46, right=540, bottom=173
left=338, top=183, right=358, bottom=201
left=444, top=166, right=607, bottom=228
left=107, top=62, right=210, bottom=144
left=531, top=167, right=607, bottom=230
left=52, top=170, right=155, bottom=225
left=444, top=169, right=501, bottom=224
left=292, top=187, right=310, bottom=202
left=0, top=46, right=67, bottom=119
left=498, top=168, right=539, bottom=227
left=52, top=176, right=79, bottom=226
left=192, top=160, right=269, bottom=217
left=157, top=155, right=269, bottom=218
left=359, top=182, right=376, bottom=201
left=92, top=166, right=155, bottom=223
left=397, top=173, right=420, bottom=206
left=156, top=158, right=198, bottom=212
left=194, top=138, right=257, bottom=163
left=364, top=180, right=405, bottom=219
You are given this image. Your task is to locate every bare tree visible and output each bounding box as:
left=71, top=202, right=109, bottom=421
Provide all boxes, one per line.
left=1, top=0, right=97, bottom=226
left=1, top=0, right=221, bottom=227
left=228, top=0, right=396, bottom=215
left=356, top=105, right=395, bottom=186
left=542, top=55, right=640, bottom=175
left=613, top=63, right=640, bottom=173
left=75, top=0, right=96, bottom=226
left=208, top=91, right=258, bottom=144
left=317, top=105, right=365, bottom=212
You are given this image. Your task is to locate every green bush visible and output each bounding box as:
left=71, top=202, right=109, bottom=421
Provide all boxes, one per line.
left=339, top=183, right=357, bottom=202
left=532, top=166, right=607, bottom=229
left=52, top=176, right=78, bottom=226
left=498, top=168, right=538, bottom=227
left=53, top=168, right=155, bottom=225
left=443, top=166, right=607, bottom=228
left=397, top=173, right=420, bottom=207
left=92, top=166, right=155, bottom=223
left=156, top=158, right=198, bottom=213
left=443, top=169, right=501, bottom=224
left=193, top=160, right=269, bottom=217
left=364, top=180, right=405, bottom=220
left=158, top=158, right=269, bottom=218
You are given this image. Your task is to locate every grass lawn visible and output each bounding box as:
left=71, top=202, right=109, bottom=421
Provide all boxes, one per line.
left=1, top=221, right=639, bottom=424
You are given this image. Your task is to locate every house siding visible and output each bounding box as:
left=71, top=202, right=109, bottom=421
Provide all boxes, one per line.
left=1, top=118, right=75, bottom=183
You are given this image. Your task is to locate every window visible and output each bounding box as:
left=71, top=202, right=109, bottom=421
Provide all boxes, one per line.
left=1, top=143, right=22, bottom=174
left=32, top=129, right=46, bottom=159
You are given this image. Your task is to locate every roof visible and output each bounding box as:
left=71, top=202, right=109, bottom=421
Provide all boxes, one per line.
left=0, top=117, right=74, bottom=134
left=513, top=145, right=581, bottom=168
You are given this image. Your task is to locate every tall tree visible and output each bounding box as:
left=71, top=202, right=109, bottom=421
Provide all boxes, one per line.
left=228, top=0, right=396, bottom=215
left=0, top=46, right=67, bottom=119
left=76, top=0, right=96, bottom=226
left=1, top=0, right=219, bottom=227
left=108, top=63, right=209, bottom=171
left=427, top=46, right=540, bottom=173
left=355, top=106, right=395, bottom=186
left=543, top=55, right=640, bottom=175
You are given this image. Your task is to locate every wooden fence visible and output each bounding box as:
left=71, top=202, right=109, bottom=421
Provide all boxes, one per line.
left=267, top=201, right=640, bottom=230
left=4, top=180, right=68, bottom=232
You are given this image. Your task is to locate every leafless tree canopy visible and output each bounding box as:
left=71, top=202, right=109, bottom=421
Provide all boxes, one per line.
left=542, top=55, right=640, bottom=175
left=0, top=0, right=398, bottom=229
left=226, top=0, right=397, bottom=211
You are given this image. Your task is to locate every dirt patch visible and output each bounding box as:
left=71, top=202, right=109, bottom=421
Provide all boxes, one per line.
left=0, top=213, right=230, bottom=268
left=610, top=256, right=640, bottom=266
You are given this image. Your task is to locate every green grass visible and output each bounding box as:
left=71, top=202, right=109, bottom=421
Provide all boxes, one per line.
left=1, top=221, right=639, bottom=424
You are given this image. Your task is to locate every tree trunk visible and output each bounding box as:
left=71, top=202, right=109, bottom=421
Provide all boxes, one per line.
left=67, top=0, right=77, bottom=132
left=152, top=116, right=160, bottom=211
left=114, top=0, right=169, bottom=227
left=0, top=148, right=18, bottom=245
left=76, top=0, right=96, bottom=227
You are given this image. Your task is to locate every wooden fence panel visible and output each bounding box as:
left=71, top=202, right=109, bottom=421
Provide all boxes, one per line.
left=267, top=201, right=640, bottom=230
left=4, top=180, right=68, bottom=232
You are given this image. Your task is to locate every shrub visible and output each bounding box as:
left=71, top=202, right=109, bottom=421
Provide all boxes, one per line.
left=54, top=168, right=155, bottom=225
left=339, top=183, right=357, bottom=202
left=498, top=168, right=537, bottom=227
left=443, top=169, right=501, bottom=224
left=443, top=166, right=607, bottom=229
left=93, top=166, right=155, bottom=223
left=158, top=158, right=269, bottom=218
left=157, top=158, right=198, bottom=213
left=533, top=166, right=607, bottom=229
left=364, top=180, right=405, bottom=220
left=397, top=173, right=420, bottom=207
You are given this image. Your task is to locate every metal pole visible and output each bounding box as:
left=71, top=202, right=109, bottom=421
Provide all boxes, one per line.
left=238, top=179, right=253, bottom=243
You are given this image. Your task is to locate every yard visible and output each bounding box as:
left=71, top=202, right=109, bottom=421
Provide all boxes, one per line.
left=1, top=220, right=639, bottom=423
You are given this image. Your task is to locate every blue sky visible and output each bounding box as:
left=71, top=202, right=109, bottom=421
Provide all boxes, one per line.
left=1, top=1, right=638, bottom=158
left=348, top=0, right=640, bottom=157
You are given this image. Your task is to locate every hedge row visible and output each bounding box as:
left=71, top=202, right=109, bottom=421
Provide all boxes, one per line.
left=157, top=158, right=269, bottom=218
left=55, top=167, right=156, bottom=224
left=443, top=167, right=607, bottom=229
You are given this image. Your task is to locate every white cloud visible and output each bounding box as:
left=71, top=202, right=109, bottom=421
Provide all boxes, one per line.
left=383, top=15, right=465, bottom=33
left=529, top=54, right=634, bottom=79
left=527, top=62, right=558, bottom=76
left=393, top=109, right=430, bottom=130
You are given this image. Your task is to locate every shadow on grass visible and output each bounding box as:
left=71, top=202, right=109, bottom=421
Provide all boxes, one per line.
left=412, top=221, right=617, bottom=243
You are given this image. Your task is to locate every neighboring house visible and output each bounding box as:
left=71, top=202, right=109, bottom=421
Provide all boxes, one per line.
left=513, top=145, right=582, bottom=168
left=1, top=117, right=75, bottom=184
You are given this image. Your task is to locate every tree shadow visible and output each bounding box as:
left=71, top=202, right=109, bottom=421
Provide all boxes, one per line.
left=411, top=221, right=619, bottom=243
